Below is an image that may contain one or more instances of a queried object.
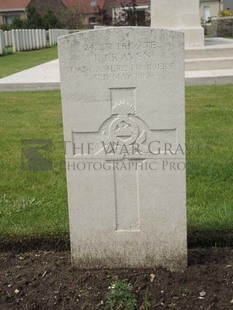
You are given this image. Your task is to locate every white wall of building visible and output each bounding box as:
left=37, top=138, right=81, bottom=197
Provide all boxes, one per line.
left=200, top=1, right=223, bottom=22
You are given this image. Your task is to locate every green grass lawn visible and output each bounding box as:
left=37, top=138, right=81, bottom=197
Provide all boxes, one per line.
left=0, top=85, right=232, bottom=238
left=186, top=85, right=233, bottom=232
left=0, top=46, right=58, bottom=79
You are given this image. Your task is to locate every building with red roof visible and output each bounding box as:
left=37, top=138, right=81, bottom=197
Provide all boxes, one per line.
left=0, top=0, right=31, bottom=24
left=0, top=0, right=150, bottom=27
left=0, top=0, right=68, bottom=25
left=0, top=0, right=107, bottom=26
left=62, top=0, right=105, bottom=13
left=61, top=0, right=107, bottom=25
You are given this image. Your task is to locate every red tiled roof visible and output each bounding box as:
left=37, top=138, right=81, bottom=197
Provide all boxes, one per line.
left=0, top=0, right=31, bottom=10
left=61, top=0, right=105, bottom=13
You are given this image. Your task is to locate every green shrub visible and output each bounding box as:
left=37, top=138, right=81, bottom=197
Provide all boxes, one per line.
left=219, top=9, right=232, bottom=17
left=105, top=280, right=138, bottom=310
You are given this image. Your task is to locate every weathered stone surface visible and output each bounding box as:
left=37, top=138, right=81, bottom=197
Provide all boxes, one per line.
left=59, top=27, right=187, bottom=271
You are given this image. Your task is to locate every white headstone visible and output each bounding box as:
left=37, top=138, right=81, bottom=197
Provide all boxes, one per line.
left=38, top=29, right=41, bottom=48
left=151, top=0, right=204, bottom=48
left=36, top=29, right=40, bottom=49
left=59, top=27, right=187, bottom=271
left=49, top=29, right=52, bottom=46
left=8, top=30, right=12, bottom=46
left=17, top=30, right=22, bottom=51
left=28, top=29, right=32, bottom=50
left=4, top=31, right=8, bottom=47
left=11, top=30, right=16, bottom=52
left=39, top=29, right=43, bottom=48
left=31, top=29, right=36, bottom=50
left=0, top=30, right=4, bottom=55
left=42, top=29, right=47, bottom=48
left=25, top=30, right=29, bottom=50
left=53, top=29, right=56, bottom=45
left=27, top=29, right=31, bottom=50
left=22, top=29, right=26, bottom=51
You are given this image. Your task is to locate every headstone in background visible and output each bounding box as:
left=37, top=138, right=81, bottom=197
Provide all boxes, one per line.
left=22, top=29, right=26, bottom=51
left=0, top=30, right=4, bottom=55
left=35, top=29, right=39, bottom=49
left=4, top=31, right=8, bottom=47
left=8, top=30, right=12, bottom=46
left=11, top=30, right=16, bottom=52
left=28, top=29, right=33, bottom=50
left=42, top=30, right=47, bottom=48
left=18, top=30, right=23, bottom=51
left=59, top=27, right=187, bottom=271
left=49, top=29, right=54, bottom=46
left=32, top=29, right=36, bottom=50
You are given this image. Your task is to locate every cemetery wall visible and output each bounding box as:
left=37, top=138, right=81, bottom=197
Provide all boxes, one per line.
left=204, top=16, right=233, bottom=37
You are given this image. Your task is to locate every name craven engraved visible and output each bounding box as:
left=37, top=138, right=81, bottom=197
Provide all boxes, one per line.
left=70, top=40, right=176, bottom=81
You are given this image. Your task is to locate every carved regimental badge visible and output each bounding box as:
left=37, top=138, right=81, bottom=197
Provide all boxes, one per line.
left=100, top=100, right=149, bottom=158
left=72, top=87, right=177, bottom=160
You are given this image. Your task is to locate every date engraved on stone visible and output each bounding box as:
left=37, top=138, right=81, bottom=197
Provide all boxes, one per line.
left=70, top=63, right=174, bottom=81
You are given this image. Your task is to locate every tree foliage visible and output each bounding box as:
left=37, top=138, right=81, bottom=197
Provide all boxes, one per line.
left=113, top=0, right=150, bottom=26
left=59, top=7, right=83, bottom=29
left=25, top=6, right=43, bottom=28
left=43, top=9, right=61, bottom=30
left=9, top=6, right=63, bottom=29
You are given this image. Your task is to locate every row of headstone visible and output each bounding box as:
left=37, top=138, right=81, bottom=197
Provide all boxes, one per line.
left=0, top=30, right=5, bottom=55
left=1, top=28, right=69, bottom=53
left=48, top=29, right=69, bottom=46
left=12, top=29, right=47, bottom=52
left=4, top=30, right=12, bottom=47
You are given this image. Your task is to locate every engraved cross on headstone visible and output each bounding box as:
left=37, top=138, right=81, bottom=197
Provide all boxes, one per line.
left=72, top=88, right=177, bottom=232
